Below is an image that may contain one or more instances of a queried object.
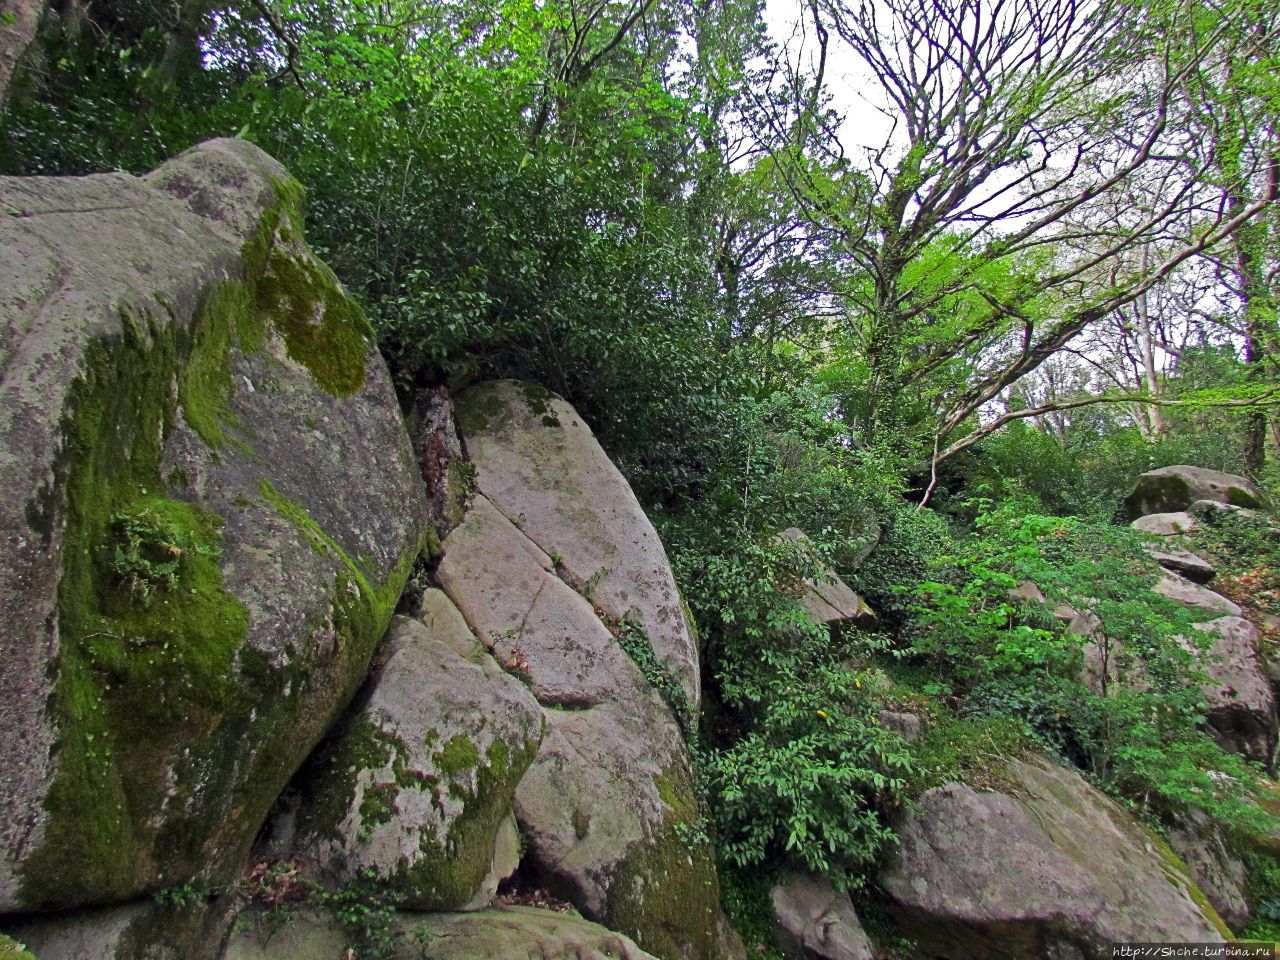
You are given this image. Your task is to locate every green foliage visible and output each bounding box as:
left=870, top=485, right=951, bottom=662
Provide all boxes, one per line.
left=717, top=865, right=785, bottom=960
left=108, top=503, right=216, bottom=606
left=906, top=502, right=1273, bottom=832
left=309, top=870, right=403, bottom=960
left=1243, top=850, right=1280, bottom=941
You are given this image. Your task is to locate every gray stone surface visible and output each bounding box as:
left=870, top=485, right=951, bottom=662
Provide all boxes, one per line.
left=225, top=906, right=663, bottom=960
left=1190, top=616, right=1276, bottom=763
left=437, top=405, right=737, bottom=960
left=3, top=897, right=234, bottom=960
left=770, top=873, right=873, bottom=960
left=0, top=139, right=428, bottom=911
left=881, top=757, right=1227, bottom=958
left=1148, top=547, right=1216, bottom=584
left=455, top=380, right=700, bottom=705
left=1167, top=811, right=1250, bottom=934
left=290, top=615, right=543, bottom=910
left=1125, top=465, right=1261, bottom=519
left=1153, top=572, right=1241, bottom=617
left=1132, top=512, right=1201, bottom=536
left=777, top=528, right=875, bottom=628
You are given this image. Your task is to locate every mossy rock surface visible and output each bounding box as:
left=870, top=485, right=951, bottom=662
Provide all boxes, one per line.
left=1125, top=465, right=1262, bottom=520
left=3, top=896, right=234, bottom=960
left=288, top=614, right=543, bottom=910
left=0, top=139, right=428, bottom=911
left=437, top=428, right=739, bottom=959
left=224, top=905, right=663, bottom=960
left=880, top=755, right=1229, bottom=958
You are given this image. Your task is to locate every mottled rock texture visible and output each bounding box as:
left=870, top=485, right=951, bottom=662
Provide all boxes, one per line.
left=0, top=139, right=428, bottom=912
left=438, top=381, right=740, bottom=960
left=3, top=897, right=235, bottom=960
left=224, top=905, right=663, bottom=960
left=1125, top=465, right=1261, bottom=520
left=454, top=380, right=700, bottom=705
left=290, top=614, right=543, bottom=910
left=770, top=873, right=873, bottom=960
left=881, top=757, right=1227, bottom=958
left=776, top=528, right=875, bottom=629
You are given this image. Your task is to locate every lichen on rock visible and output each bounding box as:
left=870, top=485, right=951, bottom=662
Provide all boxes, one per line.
left=0, top=138, right=428, bottom=912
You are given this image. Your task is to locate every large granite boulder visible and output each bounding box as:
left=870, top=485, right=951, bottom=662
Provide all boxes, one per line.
left=1126, top=466, right=1261, bottom=520
left=0, top=140, right=428, bottom=912
left=437, top=495, right=732, bottom=960
left=1190, top=616, right=1276, bottom=763
left=454, top=380, right=700, bottom=705
left=289, top=612, right=543, bottom=910
left=881, top=756, right=1228, bottom=958
left=225, top=905, right=664, bottom=960
left=770, top=874, right=873, bottom=960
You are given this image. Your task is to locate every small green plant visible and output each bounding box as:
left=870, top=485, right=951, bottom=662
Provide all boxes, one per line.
left=309, top=870, right=403, bottom=960
left=107, top=502, right=219, bottom=606
left=152, top=880, right=218, bottom=907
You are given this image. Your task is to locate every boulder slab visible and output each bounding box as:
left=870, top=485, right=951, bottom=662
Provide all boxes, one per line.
left=224, top=905, right=663, bottom=960
left=770, top=873, right=873, bottom=960
left=1125, top=465, right=1261, bottom=519
left=0, top=140, right=428, bottom=911
left=1153, top=572, right=1241, bottom=618
left=881, top=756, right=1227, bottom=958
left=1132, top=512, right=1201, bottom=537
left=3, top=897, right=234, bottom=960
left=454, top=380, right=700, bottom=705
left=290, top=615, right=544, bottom=910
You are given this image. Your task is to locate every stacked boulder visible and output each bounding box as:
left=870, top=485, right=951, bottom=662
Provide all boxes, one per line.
left=0, top=145, right=742, bottom=960
left=1125, top=466, right=1276, bottom=763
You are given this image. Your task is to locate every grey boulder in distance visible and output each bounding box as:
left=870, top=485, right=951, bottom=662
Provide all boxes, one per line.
left=1125, top=465, right=1261, bottom=520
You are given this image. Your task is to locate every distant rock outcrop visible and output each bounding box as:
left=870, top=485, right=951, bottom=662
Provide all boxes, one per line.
left=1125, top=465, right=1261, bottom=520
left=0, top=139, right=429, bottom=912
left=776, top=528, right=876, bottom=630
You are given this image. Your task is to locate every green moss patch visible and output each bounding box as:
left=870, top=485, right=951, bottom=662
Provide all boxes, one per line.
left=906, top=715, right=1029, bottom=796
left=606, top=763, right=728, bottom=960
left=0, top=933, right=37, bottom=960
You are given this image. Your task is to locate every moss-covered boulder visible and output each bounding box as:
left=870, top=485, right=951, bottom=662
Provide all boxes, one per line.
left=880, top=756, right=1228, bottom=957
left=1125, top=465, right=1262, bottom=520
left=224, top=905, right=663, bottom=960
left=289, top=612, right=543, bottom=910
left=454, top=380, right=700, bottom=705
left=0, top=139, right=428, bottom=912
left=2, top=895, right=234, bottom=960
